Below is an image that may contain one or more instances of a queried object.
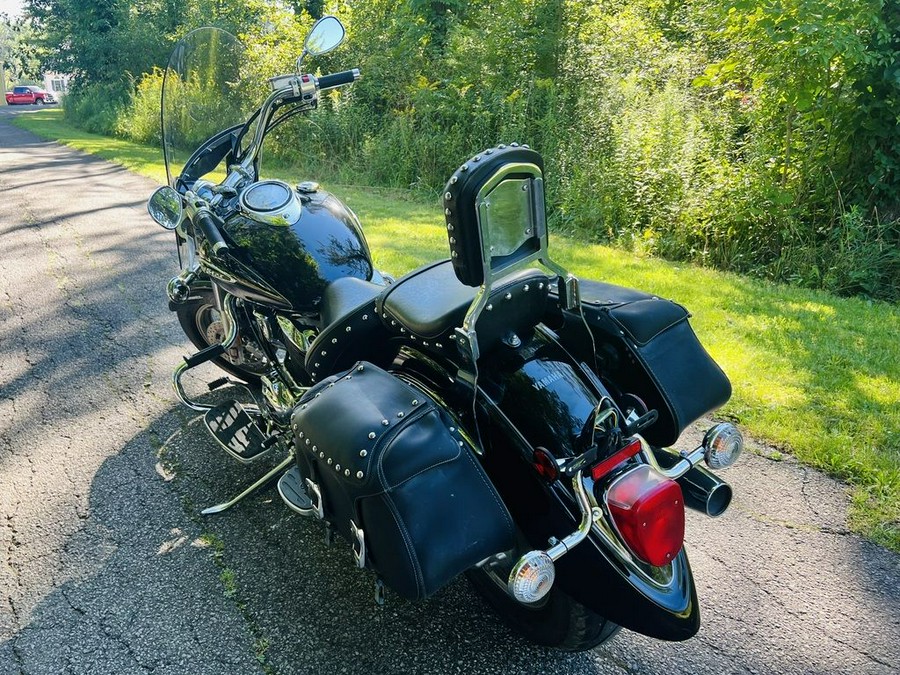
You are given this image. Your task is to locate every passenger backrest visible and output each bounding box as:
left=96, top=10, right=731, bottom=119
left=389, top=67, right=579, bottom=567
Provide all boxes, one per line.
left=441, top=144, right=578, bottom=362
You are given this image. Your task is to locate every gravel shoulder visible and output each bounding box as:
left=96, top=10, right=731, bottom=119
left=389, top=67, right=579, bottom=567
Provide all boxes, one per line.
left=1, top=113, right=898, bottom=674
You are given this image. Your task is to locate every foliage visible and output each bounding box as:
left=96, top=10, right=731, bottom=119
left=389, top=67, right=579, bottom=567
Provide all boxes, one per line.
left=21, top=0, right=900, bottom=303
left=1, top=13, right=43, bottom=83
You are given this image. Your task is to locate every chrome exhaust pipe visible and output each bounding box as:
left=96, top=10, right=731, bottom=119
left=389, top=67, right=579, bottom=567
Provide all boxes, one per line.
left=651, top=449, right=733, bottom=517
left=678, top=464, right=732, bottom=517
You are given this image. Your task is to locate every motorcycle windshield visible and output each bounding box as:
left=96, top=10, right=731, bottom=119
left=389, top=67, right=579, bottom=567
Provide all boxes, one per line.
left=162, top=27, right=247, bottom=188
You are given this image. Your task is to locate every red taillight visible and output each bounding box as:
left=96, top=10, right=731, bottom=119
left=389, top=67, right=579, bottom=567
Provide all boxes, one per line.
left=605, top=465, right=685, bottom=566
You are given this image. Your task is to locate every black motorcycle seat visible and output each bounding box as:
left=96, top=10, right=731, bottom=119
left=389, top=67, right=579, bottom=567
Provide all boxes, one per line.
left=379, top=260, right=474, bottom=338
left=318, top=276, right=384, bottom=331
left=305, top=277, right=388, bottom=381
left=378, top=259, right=551, bottom=355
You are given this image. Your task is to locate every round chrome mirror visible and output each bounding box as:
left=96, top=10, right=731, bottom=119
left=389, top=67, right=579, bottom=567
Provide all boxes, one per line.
left=303, top=16, right=345, bottom=57
left=147, top=186, right=183, bottom=231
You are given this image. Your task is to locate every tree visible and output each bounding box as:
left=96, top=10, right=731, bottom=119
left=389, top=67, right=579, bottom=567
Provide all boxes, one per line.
left=1, top=13, right=42, bottom=86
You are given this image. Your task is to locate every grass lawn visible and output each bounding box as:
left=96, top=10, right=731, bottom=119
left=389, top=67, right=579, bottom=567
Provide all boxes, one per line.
left=13, top=109, right=900, bottom=552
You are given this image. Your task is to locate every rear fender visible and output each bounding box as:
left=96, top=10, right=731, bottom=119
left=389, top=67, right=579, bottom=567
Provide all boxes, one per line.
left=392, top=336, right=700, bottom=641
left=477, top=390, right=699, bottom=641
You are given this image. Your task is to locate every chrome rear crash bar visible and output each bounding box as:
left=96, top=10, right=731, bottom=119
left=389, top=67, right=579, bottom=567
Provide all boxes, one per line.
left=546, top=470, right=598, bottom=561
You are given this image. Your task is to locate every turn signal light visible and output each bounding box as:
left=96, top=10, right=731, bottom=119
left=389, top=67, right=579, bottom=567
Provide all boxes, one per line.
left=703, top=423, right=743, bottom=469
left=605, top=465, right=685, bottom=566
left=508, top=550, right=556, bottom=604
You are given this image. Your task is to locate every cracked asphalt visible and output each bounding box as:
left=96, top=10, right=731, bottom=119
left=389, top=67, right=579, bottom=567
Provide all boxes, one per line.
left=1, top=108, right=898, bottom=674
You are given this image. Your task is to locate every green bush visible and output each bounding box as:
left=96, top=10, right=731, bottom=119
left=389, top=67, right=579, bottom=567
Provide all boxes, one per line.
left=51, top=0, right=900, bottom=302
left=116, top=69, right=165, bottom=145
left=63, top=82, right=129, bottom=136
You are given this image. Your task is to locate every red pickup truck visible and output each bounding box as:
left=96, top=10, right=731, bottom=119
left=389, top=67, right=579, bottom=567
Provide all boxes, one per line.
left=5, top=86, right=56, bottom=105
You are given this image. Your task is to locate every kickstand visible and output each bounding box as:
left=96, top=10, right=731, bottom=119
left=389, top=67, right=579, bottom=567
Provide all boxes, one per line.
left=200, top=454, right=294, bottom=515
left=374, top=578, right=385, bottom=606
left=324, top=523, right=335, bottom=547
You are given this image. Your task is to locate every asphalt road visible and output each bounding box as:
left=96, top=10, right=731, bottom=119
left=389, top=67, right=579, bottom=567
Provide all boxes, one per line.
left=1, top=108, right=898, bottom=675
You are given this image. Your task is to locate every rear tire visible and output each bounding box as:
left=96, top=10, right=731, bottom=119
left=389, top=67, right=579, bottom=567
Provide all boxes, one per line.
left=466, top=565, right=620, bottom=651
left=175, top=284, right=265, bottom=384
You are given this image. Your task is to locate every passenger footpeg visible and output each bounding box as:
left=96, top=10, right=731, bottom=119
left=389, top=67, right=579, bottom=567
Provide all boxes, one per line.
left=204, top=400, right=275, bottom=463
left=277, top=466, right=316, bottom=516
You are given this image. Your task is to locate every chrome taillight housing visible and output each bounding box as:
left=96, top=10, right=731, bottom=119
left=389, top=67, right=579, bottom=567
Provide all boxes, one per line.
left=605, top=464, right=685, bottom=566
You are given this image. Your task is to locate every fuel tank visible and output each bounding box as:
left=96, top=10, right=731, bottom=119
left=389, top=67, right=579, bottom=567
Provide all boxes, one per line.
left=212, top=186, right=375, bottom=312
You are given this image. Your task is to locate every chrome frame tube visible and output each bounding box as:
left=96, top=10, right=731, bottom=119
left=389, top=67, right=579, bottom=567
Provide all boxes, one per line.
left=641, top=441, right=706, bottom=480
left=506, top=470, right=596, bottom=576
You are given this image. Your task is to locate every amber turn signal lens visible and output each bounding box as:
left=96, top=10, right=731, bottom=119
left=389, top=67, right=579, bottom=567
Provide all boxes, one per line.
left=703, top=423, right=743, bottom=470
left=508, top=550, right=556, bottom=604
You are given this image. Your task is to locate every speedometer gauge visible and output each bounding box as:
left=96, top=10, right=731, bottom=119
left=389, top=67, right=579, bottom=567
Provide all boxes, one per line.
left=239, top=180, right=303, bottom=226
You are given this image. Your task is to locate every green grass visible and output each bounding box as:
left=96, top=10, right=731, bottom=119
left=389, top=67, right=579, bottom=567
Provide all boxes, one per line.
left=14, top=109, right=900, bottom=551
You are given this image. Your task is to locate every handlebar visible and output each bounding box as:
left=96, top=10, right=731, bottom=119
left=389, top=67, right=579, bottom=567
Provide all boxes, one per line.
left=194, top=209, right=229, bottom=257
left=317, top=68, right=360, bottom=90
left=219, top=67, right=361, bottom=194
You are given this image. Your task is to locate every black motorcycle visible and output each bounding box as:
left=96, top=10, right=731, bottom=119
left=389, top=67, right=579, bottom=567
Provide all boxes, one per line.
left=147, top=16, right=743, bottom=651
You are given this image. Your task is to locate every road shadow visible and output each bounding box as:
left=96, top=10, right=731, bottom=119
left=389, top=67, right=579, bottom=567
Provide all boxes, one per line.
left=0, top=398, right=635, bottom=674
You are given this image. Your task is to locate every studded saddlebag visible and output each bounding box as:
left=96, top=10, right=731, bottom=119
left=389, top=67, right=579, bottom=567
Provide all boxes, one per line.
left=548, top=280, right=732, bottom=447
left=290, top=362, right=515, bottom=600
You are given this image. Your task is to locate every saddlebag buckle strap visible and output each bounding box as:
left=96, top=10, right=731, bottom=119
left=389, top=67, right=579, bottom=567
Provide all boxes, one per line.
left=350, top=519, right=366, bottom=569
left=305, top=478, right=325, bottom=519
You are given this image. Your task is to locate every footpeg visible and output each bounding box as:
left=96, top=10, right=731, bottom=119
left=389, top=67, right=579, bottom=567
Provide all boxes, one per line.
left=277, top=466, right=316, bottom=515
left=204, top=400, right=271, bottom=463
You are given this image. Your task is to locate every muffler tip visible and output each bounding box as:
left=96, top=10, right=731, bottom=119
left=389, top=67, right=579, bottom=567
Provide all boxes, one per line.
left=704, top=481, right=733, bottom=517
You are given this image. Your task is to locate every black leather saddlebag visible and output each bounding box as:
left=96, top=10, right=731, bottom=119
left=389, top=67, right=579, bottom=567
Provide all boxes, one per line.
left=548, top=280, right=732, bottom=447
left=290, top=362, right=515, bottom=600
